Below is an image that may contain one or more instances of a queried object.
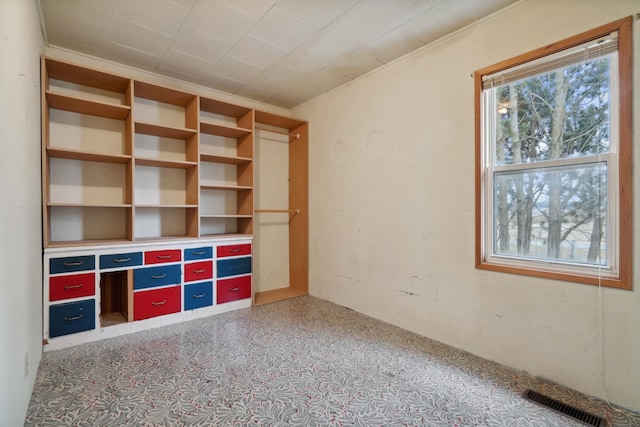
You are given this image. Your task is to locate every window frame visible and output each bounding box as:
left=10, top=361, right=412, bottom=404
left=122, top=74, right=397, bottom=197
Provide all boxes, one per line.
left=474, top=16, right=633, bottom=290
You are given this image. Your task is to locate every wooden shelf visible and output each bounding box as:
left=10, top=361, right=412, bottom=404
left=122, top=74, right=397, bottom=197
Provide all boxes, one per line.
left=135, top=204, right=198, bottom=208
left=46, top=238, right=132, bottom=248
left=134, top=81, right=195, bottom=107
left=46, top=58, right=130, bottom=93
left=200, top=97, right=251, bottom=117
left=47, top=147, right=131, bottom=164
left=48, top=203, right=132, bottom=208
left=132, top=235, right=200, bottom=244
left=200, top=121, right=252, bottom=138
left=135, top=157, right=197, bottom=169
left=101, top=311, right=128, bottom=327
left=200, top=153, right=252, bottom=164
left=135, top=121, right=197, bottom=140
left=255, top=110, right=306, bottom=129
left=200, top=214, right=253, bottom=218
left=253, top=287, right=308, bottom=306
left=200, top=184, right=252, bottom=191
left=199, top=232, right=253, bottom=239
left=47, top=92, right=131, bottom=119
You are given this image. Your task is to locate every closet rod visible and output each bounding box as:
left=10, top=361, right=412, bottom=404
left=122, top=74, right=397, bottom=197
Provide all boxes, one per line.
left=254, top=124, right=300, bottom=142
left=255, top=209, right=300, bottom=214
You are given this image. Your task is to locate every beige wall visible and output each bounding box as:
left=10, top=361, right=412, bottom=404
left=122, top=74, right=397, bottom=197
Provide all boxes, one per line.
left=0, top=0, right=45, bottom=424
left=294, top=0, right=640, bottom=412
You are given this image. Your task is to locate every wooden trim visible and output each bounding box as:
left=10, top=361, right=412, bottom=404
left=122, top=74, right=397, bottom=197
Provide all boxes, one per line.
left=41, top=56, right=50, bottom=248
left=289, top=122, right=309, bottom=294
left=126, top=269, right=134, bottom=322
left=616, top=16, right=633, bottom=290
left=125, top=83, right=135, bottom=241
left=474, top=16, right=633, bottom=290
left=474, top=17, right=633, bottom=78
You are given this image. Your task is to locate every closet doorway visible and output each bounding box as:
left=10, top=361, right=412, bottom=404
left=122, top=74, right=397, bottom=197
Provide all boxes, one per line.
left=253, top=111, right=308, bottom=305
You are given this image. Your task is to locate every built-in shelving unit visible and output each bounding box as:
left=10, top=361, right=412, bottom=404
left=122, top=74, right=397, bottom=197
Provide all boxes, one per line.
left=133, top=81, right=199, bottom=241
left=199, top=97, right=254, bottom=238
left=42, top=57, right=134, bottom=247
left=42, top=56, right=308, bottom=309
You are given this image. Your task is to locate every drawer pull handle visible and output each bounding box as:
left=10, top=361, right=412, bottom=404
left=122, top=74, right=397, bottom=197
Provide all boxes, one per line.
left=193, top=269, right=206, bottom=273
left=156, top=255, right=172, bottom=259
left=113, top=258, right=131, bottom=263
left=192, top=251, right=206, bottom=255
left=193, top=293, right=206, bottom=299
left=230, top=287, right=240, bottom=292
left=151, top=300, right=166, bottom=306
left=63, top=284, right=84, bottom=290
left=64, top=315, right=83, bottom=322
left=229, top=248, right=240, bottom=253
left=63, top=261, right=84, bottom=267
left=151, top=274, right=166, bottom=279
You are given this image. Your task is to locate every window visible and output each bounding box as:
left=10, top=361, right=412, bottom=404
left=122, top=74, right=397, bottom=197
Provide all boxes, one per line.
left=474, top=17, right=632, bottom=289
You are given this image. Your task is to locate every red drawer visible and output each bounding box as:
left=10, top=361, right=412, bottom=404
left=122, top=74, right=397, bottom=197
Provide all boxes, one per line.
left=49, top=273, right=95, bottom=301
left=144, top=249, right=181, bottom=265
left=217, top=275, right=251, bottom=304
left=217, top=243, right=251, bottom=258
left=184, top=260, right=213, bottom=282
left=134, top=286, right=181, bottom=320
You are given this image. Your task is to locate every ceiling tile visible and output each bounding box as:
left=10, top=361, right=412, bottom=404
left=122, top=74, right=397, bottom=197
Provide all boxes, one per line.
left=45, top=15, right=108, bottom=57
left=41, top=0, right=116, bottom=28
left=304, top=68, right=353, bottom=91
left=108, top=15, right=174, bottom=58
left=104, top=41, right=163, bottom=72
left=248, top=7, right=318, bottom=52
left=158, top=50, right=214, bottom=80
left=360, top=29, right=425, bottom=64
left=219, top=0, right=278, bottom=20
left=171, top=27, right=233, bottom=64
left=114, top=0, right=190, bottom=36
left=275, top=0, right=361, bottom=29
left=235, top=78, right=287, bottom=102
left=335, top=50, right=385, bottom=80
left=227, top=35, right=289, bottom=70
left=200, top=73, right=246, bottom=94
left=40, top=0, right=519, bottom=108
left=165, top=0, right=197, bottom=9
left=403, top=0, right=514, bottom=45
left=211, top=57, right=263, bottom=84
left=267, top=82, right=325, bottom=108
left=184, top=1, right=257, bottom=45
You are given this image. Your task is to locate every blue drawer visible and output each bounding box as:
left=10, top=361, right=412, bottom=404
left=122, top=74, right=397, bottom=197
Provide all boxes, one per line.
left=184, top=246, right=213, bottom=261
left=49, top=299, right=95, bottom=338
left=217, top=256, right=252, bottom=278
left=184, top=281, right=213, bottom=310
left=100, top=252, right=142, bottom=269
left=134, top=264, right=181, bottom=290
left=50, top=255, right=95, bottom=274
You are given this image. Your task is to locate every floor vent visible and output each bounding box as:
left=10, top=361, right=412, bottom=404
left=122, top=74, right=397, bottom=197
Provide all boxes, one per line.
left=522, top=389, right=608, bottom=427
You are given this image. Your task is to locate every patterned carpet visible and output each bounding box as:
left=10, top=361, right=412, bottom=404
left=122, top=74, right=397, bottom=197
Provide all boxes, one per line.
left=26, top=296, right=640, bottom=426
